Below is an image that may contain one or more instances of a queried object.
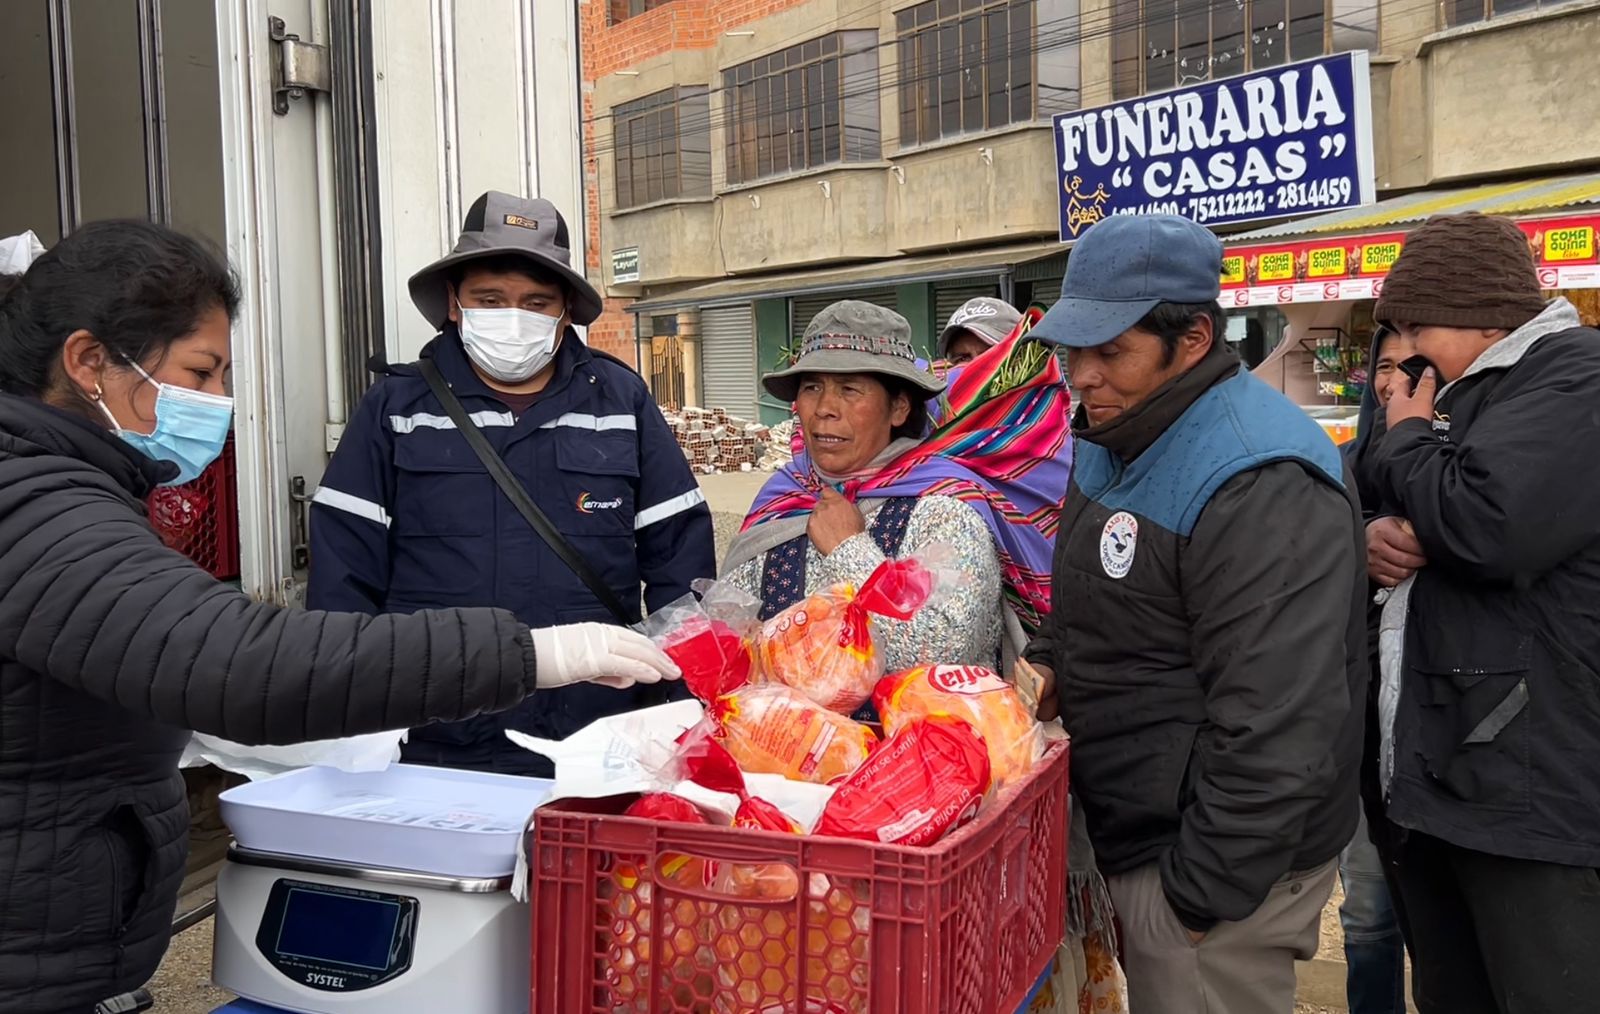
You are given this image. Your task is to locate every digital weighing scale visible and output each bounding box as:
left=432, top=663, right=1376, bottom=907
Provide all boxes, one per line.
left=208, top=764, right=552, bottom=1014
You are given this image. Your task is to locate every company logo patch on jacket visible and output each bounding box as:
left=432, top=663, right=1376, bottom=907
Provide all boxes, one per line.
left=1099, top=511, right=1138, bottom=579
left=577, top=491, right=623, bottom=514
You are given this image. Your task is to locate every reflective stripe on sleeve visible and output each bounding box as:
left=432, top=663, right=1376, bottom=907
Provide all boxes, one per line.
left=311, top=486, right=393, bottom=528
left=634, top=488, right=707, bottom=530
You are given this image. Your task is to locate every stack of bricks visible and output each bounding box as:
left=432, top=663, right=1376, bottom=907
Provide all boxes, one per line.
left=662, top=406, right=774, bottom=474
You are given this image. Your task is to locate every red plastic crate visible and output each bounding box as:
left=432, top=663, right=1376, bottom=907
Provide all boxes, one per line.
left=529, top=740, right=1069, bottom=1014
left=147, top=434, right=241, bottom=580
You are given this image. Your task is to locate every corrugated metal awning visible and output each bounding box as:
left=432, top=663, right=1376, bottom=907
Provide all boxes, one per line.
left=1230, top=171, right=1600, bottom=242
left=628, top=238, right=1064, bottom=313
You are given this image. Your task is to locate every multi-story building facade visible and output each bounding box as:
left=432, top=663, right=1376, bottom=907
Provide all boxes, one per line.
left=579, top=0, right=1600, bottom=421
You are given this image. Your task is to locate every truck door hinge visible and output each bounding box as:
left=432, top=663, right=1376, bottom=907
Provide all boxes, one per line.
left=289, top=476, right=313, bottom=570
left=269, top=16, right=331, bottom=116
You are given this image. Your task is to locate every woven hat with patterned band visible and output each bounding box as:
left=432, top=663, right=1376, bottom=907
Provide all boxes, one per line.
left=762, top=299, right=947, bottom=402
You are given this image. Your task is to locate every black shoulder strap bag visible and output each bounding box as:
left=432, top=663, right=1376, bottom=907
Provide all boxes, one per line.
left=417, top=359, right=638, bottom=625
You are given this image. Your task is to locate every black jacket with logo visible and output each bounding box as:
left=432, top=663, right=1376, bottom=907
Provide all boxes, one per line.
left=307, top=329, right=714, bottom=775
left=1369, top=302, right=1600, bottom=866
left=1030, top=346, right=1367, bottom=932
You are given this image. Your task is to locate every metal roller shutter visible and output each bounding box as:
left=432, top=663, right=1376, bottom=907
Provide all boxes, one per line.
left=1029, top=275, right=1065, bottom=309
left=698, top=304, right=758, bottom=420
left=1016, top=252, right=1068, bottom=311
left=790, top=288, right=897, bottom=341
left=933, top=279, right=1002, bottom=328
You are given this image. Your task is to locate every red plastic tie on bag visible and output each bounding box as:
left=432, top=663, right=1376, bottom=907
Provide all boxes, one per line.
left=641, top=581, right=761, bottom=703
left=815, top=716, right=992, bottom=847
left=662, top=619, right=754, bottom=702
left=853, top=554, right=938, bottom=622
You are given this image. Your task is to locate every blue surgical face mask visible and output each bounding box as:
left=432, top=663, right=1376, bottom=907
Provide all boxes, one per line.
left=96, top=362, right=234, bottom=486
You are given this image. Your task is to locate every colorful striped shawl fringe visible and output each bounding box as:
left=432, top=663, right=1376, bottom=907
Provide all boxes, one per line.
left=744, top=306, right=1072, bottom=634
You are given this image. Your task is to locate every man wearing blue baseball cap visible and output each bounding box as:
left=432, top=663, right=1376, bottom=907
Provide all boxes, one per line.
left=1022, top=215, right=1368, bottom=1013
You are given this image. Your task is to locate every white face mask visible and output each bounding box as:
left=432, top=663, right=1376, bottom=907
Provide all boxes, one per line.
left=456, top=303, right=562, bottom=383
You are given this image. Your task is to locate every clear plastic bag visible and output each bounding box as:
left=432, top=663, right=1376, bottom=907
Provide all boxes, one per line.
left=709, top=683, right=877, bottom=785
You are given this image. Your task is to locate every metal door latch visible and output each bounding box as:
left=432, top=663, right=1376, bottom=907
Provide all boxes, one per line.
left=289, top=476, right=313, bottom=570
left=269, top=16, right=331, bottom=116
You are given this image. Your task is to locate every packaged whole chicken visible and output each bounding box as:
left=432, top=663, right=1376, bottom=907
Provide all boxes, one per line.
left=709, top=683, right=877, bottom=784
left=607, top=793, right=714, bottom=1011
left=755, top=548, right=961, bottom=715
left=874, top=664, right=1046, bottom=788
left=815, top=715, right=993, bottom=847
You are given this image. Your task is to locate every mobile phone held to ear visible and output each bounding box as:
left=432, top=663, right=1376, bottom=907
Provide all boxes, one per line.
left=1398, top=355, right=1435, bottom=395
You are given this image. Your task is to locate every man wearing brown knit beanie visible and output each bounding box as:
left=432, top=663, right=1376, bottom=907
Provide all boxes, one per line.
left=1359, top=212, right=1600, bottom=1014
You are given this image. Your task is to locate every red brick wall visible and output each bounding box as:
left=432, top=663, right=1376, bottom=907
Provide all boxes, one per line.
left=586, top=297, right=639, bottom=362
left=578, top=0, right=814, bottom=372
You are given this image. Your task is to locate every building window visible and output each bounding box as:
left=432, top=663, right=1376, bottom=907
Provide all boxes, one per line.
left=722, top=31, right=881, bottom=186
left=614, top=87, right=712, bottom=209
left=1445, top=0, right=1574, bottom=26
left=895, top=0, right=1038, bottom=148
left=609, top=0, right=671, bottom=26
left=1110, top=0, right=1375, bottom=99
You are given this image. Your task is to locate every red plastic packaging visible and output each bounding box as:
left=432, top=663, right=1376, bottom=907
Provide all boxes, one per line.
left=815, top=716, right=993, bottom=847
left=530, top=740, right=1071, bottom=1014
left=875, top=665, right=1047, bottom=789
left=662, top=619, right=754, bottom=703
left=642, top=581, right=761, bottom=703
left=623, top=792, right=708, bottom=826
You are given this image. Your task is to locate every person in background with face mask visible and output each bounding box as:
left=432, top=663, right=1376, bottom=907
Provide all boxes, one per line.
left=308, top=192, right=714, bottom=776
left=0, top=221, right=678, bottom=1014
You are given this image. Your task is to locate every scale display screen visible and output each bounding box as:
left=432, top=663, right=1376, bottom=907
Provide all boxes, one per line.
left=277, top=887, right=401, bottom=970
left=255, top=878, right=418, bottom=992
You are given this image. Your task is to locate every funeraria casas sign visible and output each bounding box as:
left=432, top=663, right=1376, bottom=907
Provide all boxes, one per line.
left=1053, top=52, right=1376, bottom=239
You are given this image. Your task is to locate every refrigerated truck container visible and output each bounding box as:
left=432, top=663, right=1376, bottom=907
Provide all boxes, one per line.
left=0, top=0, right=590, bottom=929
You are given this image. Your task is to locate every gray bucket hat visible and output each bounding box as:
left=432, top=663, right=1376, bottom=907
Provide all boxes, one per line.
left=763, top=299, right=946, bottom=402
left=937, top=296, right=1023, bottom=356
left=408, top=191, right=604, bottom=329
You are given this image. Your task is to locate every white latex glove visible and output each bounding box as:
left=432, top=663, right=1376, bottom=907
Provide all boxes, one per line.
left=531, top=623, right=681, bottom=690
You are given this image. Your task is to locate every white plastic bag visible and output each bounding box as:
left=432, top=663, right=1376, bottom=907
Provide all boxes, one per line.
left=178, top=729, right=407, bottom=782
left=505, top=699, right=706, bottom=801
left=505, top=701, right=836, bottom=901
left=0, top=231, right=44, bottom=275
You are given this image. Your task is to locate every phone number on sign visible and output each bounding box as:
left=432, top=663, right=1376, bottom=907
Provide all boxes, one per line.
left=1186, top=177, right=1356, bottom=224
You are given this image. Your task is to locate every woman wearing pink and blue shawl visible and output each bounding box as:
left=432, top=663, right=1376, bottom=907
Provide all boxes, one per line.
left=720, top=298, right=1071, bottom=675
left=722, top=298, right=1128, bottom=1011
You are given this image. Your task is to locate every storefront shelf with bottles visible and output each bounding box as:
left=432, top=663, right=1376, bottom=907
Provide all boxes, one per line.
left=1300, top=327, right=1366, bottom=404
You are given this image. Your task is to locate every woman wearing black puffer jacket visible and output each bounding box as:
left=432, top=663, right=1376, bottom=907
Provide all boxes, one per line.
left=0, top=221, right=680, bottom=1014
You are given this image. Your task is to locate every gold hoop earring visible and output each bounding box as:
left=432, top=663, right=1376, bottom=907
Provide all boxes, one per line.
left=92, top=383, right=104, bottom=402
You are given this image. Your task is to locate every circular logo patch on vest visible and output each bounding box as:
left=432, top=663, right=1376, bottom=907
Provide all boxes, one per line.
left=1099, top=511, right=1139, bottom=580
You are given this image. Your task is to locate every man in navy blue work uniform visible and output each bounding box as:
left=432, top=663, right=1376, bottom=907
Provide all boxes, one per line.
left=308, top=191, right=714, bottom=775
